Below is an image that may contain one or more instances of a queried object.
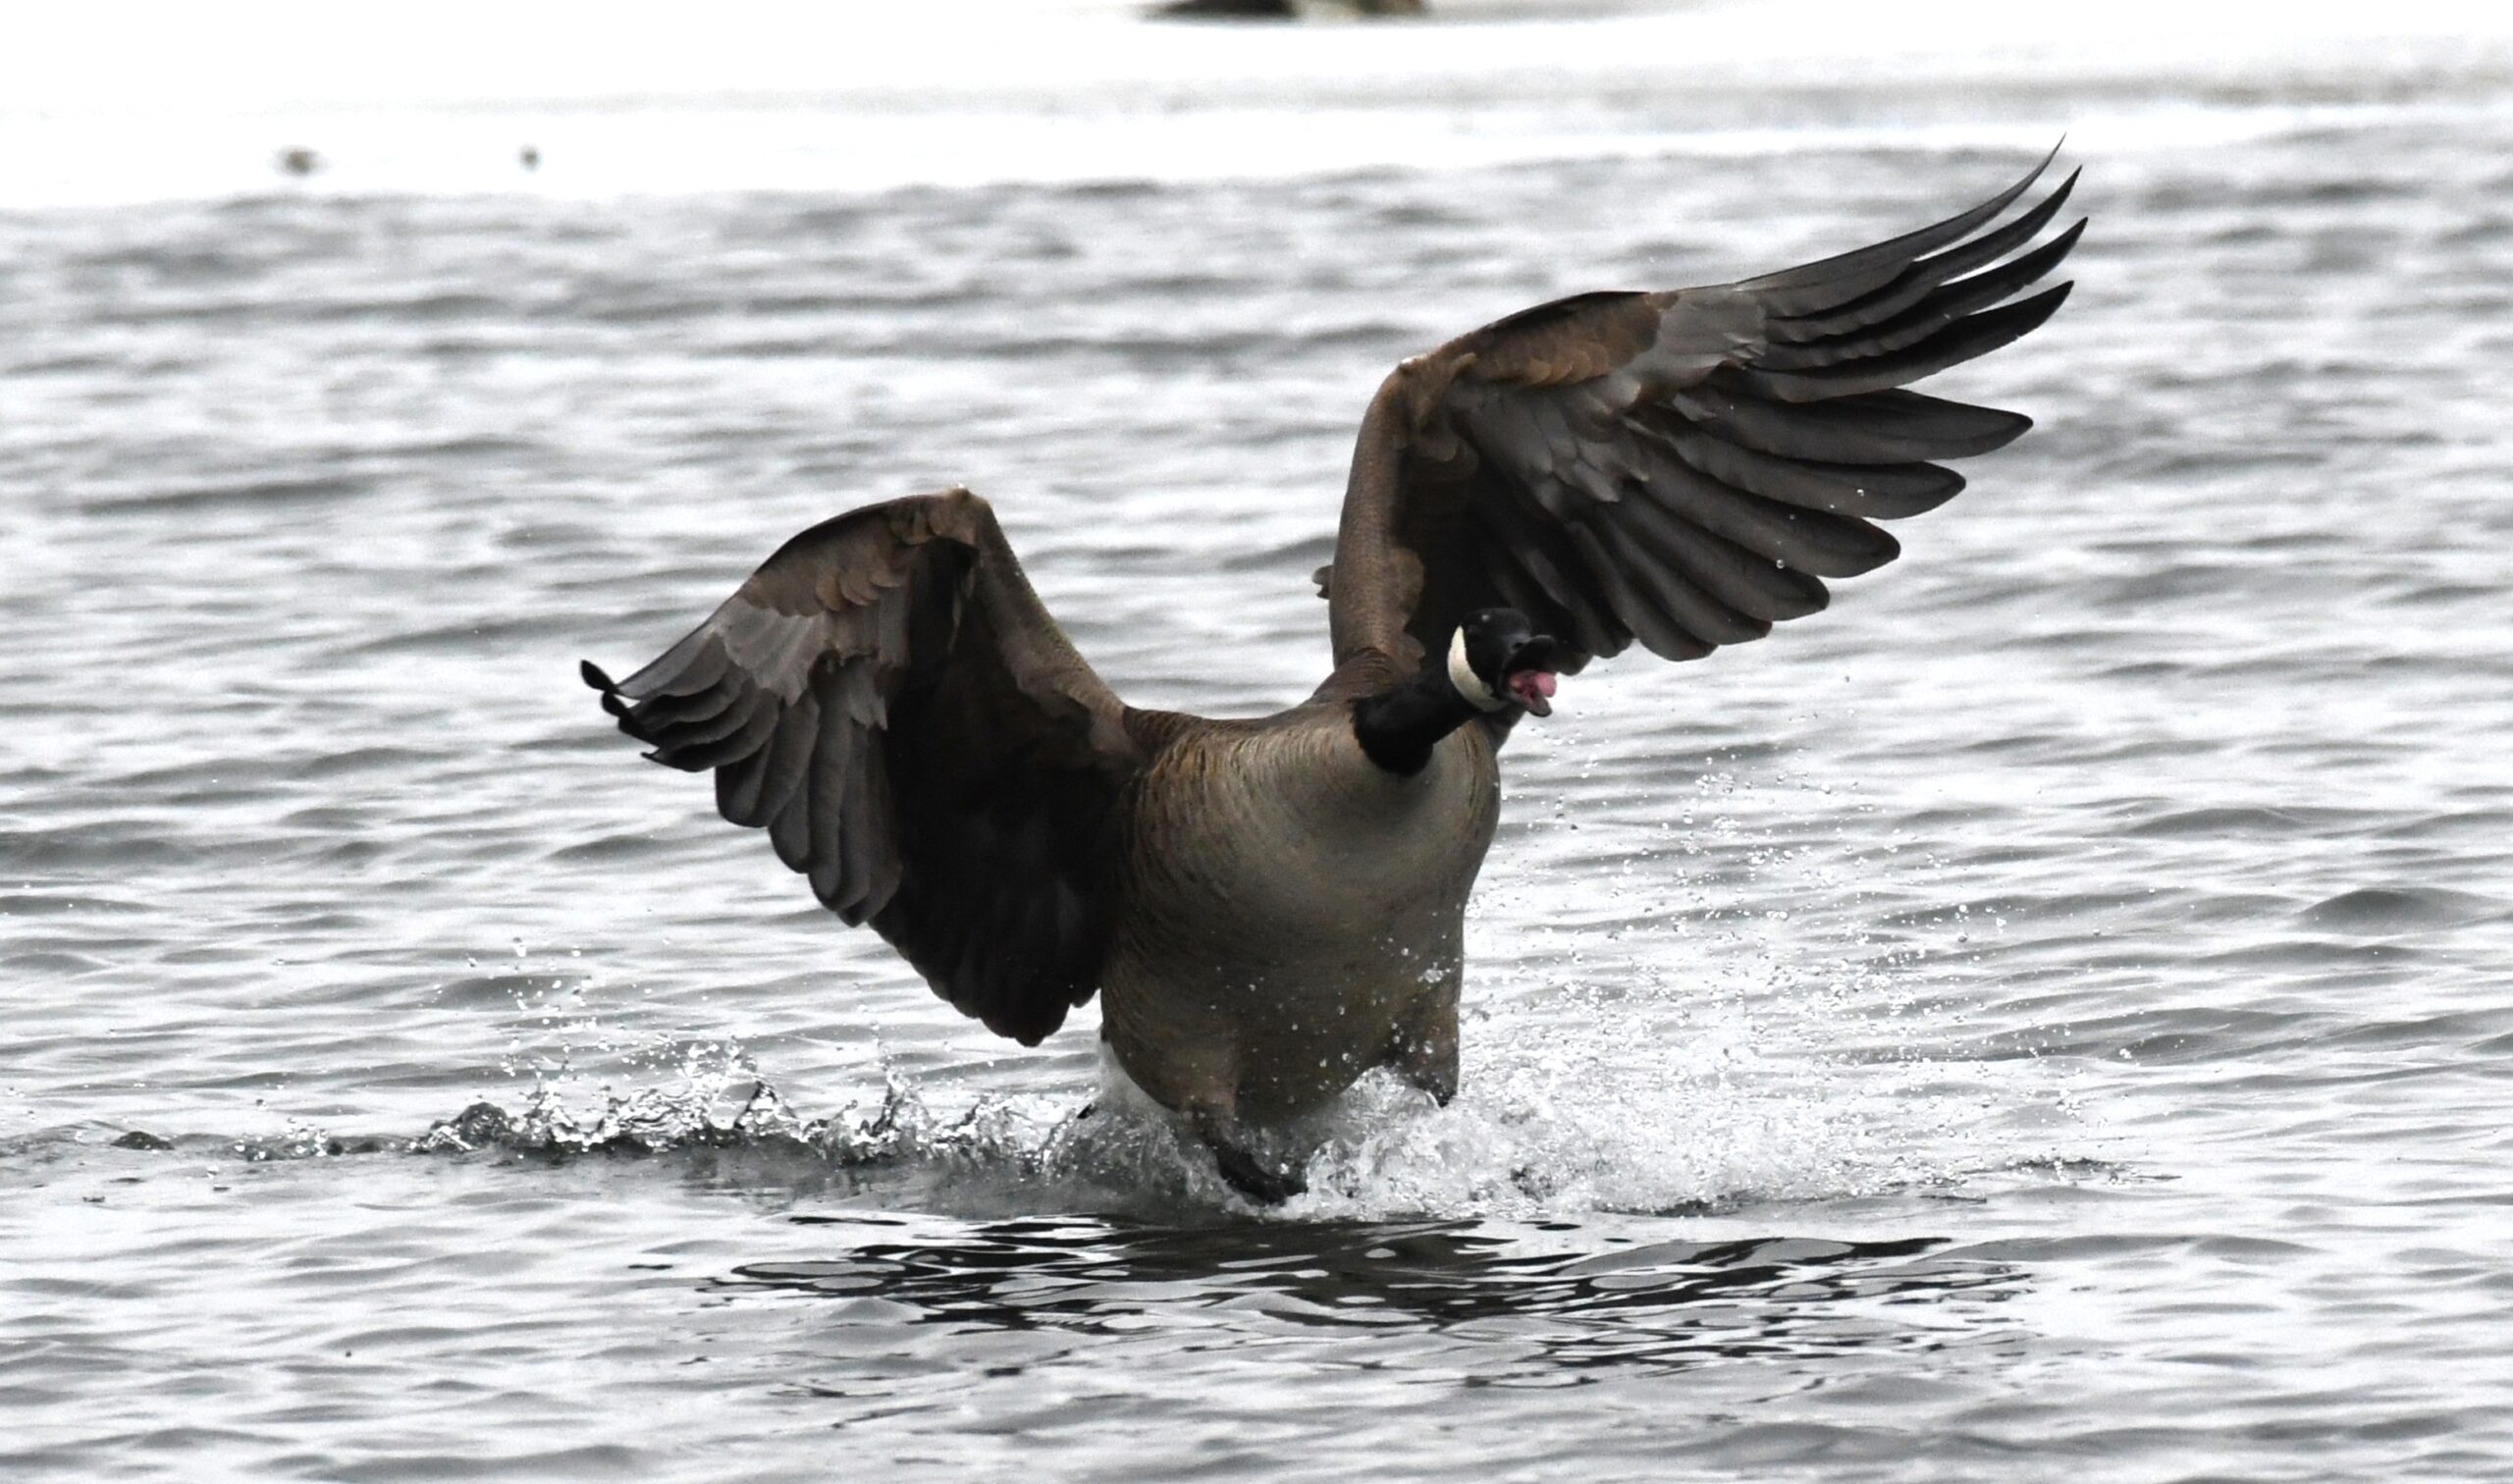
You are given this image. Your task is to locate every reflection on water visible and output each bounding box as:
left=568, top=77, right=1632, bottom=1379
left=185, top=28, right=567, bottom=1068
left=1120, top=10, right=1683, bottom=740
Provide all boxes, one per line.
left=722, top=1214, right=2022, bottom=1378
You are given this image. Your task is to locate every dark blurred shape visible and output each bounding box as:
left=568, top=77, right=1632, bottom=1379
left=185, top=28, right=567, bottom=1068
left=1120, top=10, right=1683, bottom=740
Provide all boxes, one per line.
left=520, top=144, right=541, bottom=170
left=277, top=146, right=320, bottom=177
left=111, top=1129, right=175, bottom=1150
left=1157, top=0, right=1296, bottom=14
left=1153, top=0, right=1425, bottom=18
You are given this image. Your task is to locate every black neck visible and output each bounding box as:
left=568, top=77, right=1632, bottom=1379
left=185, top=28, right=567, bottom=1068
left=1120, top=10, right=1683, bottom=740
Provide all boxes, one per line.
left=1352, top=669, right=1480, bottom=776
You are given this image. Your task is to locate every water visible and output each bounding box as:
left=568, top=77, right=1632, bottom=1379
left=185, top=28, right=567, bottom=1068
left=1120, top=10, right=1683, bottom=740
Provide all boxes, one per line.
left=7, top=2, right=2513, bottom=1478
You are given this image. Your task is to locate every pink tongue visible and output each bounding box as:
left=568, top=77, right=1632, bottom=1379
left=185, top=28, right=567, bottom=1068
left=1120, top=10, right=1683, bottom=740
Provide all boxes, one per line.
left=1528, top=671, right=1557, bottom=699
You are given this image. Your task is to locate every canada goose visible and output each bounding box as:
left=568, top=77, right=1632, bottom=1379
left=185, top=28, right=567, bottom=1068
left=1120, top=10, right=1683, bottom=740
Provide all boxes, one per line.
left=585, top=155, right=2083, bottom=1201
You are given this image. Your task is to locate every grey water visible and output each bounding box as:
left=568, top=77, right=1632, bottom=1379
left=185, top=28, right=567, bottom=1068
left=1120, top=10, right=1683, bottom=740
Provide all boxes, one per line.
left=7, top=4, right=2513, bottom=1480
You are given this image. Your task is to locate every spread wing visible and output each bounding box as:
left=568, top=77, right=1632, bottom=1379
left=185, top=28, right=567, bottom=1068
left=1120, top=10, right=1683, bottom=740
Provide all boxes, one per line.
left=1322, top=152, right=2084, bottom=685
left=584, top=489, right=1147, bottom=1045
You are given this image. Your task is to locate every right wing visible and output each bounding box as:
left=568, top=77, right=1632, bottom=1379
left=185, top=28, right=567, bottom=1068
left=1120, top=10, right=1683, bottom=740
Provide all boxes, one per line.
left=584, top=489, right=1148, bottom=1046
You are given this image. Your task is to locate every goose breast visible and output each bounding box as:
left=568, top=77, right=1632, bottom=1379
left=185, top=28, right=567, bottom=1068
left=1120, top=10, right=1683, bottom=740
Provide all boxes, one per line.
left=1098, top=712, right=1501, bottom=1118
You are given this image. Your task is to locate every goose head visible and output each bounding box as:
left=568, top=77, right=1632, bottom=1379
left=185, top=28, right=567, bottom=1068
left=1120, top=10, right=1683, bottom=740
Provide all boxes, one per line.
left=1448, top=608, right=1563, bottom=717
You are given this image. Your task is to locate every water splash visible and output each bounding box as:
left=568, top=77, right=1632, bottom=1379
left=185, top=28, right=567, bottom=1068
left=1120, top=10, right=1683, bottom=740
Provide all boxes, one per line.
left=381, top=995, right=2077, bottom=1222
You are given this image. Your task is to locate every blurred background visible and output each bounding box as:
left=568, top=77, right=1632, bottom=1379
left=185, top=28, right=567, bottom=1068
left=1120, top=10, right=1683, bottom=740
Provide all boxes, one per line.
left=5, top=0, right=2509, bottom=203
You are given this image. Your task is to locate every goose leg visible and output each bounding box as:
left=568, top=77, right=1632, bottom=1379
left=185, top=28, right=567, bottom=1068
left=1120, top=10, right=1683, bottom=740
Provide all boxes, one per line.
left=1388, top=993, right=1460, bottom=1106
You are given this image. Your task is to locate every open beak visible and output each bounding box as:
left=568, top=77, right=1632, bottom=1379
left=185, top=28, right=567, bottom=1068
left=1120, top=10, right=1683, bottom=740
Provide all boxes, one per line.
left=1502, top=635, right=1562, bottom=717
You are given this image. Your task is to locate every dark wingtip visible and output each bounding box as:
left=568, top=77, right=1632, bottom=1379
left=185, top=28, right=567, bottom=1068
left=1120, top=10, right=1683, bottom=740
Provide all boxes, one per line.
left=1741, top=145, right=2062, bottom=299
left=583, top=660, right=636, bottom=719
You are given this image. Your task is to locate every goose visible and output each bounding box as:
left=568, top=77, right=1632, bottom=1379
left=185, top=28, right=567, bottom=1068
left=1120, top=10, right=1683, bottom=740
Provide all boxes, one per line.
left=584, top=154, right=2084, bottom=1201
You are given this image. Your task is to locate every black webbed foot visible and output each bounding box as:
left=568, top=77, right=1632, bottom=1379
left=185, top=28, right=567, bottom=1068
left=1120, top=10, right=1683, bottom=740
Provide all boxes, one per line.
left=1208, top=1140, right=1308, bottom=1204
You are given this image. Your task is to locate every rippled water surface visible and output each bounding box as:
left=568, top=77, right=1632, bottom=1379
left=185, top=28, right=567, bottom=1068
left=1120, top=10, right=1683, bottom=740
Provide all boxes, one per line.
left=8, top=4, right=2513, bottom=1479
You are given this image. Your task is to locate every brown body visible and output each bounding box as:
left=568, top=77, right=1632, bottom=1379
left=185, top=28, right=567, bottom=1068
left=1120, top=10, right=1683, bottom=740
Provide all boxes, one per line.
left=1102, top=707, right=1498, bottom=1125
left=587, top=154, right=2082, bottom=1198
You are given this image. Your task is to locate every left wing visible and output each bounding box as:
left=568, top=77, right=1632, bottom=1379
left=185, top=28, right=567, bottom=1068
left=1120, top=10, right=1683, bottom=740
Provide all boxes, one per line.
left=1321, top=151, right=2083, bottom=689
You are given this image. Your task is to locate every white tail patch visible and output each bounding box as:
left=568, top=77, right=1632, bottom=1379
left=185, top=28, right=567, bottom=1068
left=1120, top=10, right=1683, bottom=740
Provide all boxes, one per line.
left=1448, top=629, right=1508, bottom=712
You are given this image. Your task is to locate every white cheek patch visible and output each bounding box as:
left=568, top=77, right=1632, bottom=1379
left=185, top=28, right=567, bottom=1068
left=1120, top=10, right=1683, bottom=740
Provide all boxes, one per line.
left=1448, top=629, right=1508, bottom=712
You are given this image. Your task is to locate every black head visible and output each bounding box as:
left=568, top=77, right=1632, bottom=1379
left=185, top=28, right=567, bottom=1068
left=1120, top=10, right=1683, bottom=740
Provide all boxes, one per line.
left=1450, top=608, right=1563, bottom=717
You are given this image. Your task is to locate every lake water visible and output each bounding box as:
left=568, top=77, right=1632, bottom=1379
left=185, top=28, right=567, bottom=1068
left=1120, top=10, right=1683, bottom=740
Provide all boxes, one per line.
left=6, top=2, right=2513, bottom=1479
